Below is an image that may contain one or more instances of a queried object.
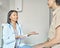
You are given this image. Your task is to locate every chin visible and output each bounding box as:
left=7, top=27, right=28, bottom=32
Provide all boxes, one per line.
left=48, top=6, right=52, bottom=9
left=15, top=21, right=17, bottom=22
left=14, top=20, right=17, bottom=22
left=14, top=19, right=18, bottom=22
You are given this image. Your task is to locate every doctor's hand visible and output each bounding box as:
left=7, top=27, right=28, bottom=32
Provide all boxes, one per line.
left=27, top=32, right=39, bottom=36
left=15, top=35, right=26, bottom=39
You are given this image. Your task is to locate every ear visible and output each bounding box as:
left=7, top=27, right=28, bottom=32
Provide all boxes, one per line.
left=9, top=16, right=11, bottom=19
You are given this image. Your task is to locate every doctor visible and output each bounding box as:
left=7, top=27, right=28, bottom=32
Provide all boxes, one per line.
left=2, top=10, right=38, bottom=48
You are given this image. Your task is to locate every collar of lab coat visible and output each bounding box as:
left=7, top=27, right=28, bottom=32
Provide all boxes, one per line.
left=9, top=23, right=23, bottom=35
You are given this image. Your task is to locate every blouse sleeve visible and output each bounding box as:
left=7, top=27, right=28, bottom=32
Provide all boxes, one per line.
left=55, top=11, right=60, bottom=29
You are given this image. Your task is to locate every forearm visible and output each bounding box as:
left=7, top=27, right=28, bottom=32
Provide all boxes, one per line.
left=27, top=32, right=38, bottom=37
left=15, top=35, right=24, bottom=39
left=27, top=34, right=32, bottom=37
left=15, top=36, right=20, bottom=39
left=41, top=38, right=60, bottom=47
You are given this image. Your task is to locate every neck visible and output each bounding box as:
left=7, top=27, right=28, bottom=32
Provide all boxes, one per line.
left=11, top=20, right=16, bottom=26
left=11, top=20, right=17, bottom=30
left=53, top=4, right=60, bottom=10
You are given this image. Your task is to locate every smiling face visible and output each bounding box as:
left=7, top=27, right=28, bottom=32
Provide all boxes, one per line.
left=9, top=12, right=18, bottom=23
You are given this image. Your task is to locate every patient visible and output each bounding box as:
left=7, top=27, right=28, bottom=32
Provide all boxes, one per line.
left=33, top=0, right=60, bottom=48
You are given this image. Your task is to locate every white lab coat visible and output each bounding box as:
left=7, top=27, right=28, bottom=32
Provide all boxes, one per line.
left=2, top=23, right=23, bottom=48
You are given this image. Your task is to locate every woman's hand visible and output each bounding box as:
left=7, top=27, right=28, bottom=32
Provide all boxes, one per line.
left=27, top=32, right=39, bottom=36
left=15, top=35, right=26, bottom=39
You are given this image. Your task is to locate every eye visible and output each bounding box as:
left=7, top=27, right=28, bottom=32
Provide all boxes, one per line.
left=14, top=15, right=15, bottom=16
left=13, top=14, right=16, bottom=16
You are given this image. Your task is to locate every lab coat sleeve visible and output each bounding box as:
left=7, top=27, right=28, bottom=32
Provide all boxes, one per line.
left=3, top=25, right=15, bottom=44
left=18, top=23, right=28, bottom=38
left=18, top=23, right=23, bottom=35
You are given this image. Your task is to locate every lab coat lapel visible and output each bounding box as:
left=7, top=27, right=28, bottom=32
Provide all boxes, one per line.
left=16, top=24, right=20, bottom=35
left=9, top=24, right=15, bottom=34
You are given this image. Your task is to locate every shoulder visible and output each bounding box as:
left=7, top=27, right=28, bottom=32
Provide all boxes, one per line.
left=2, top=23, right=10, bottom=28
left=56, top=9, right=60, bottom=15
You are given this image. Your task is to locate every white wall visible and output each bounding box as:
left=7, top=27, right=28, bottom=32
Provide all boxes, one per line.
left=0, top=0, right=49, bottom=46
left=18, top=0, right=49, bottom=45
left=0, top=0, right=10, bottom=47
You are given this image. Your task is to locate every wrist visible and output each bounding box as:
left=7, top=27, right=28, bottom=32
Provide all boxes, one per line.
left=40, top=44, right=47, bottom=48
left=27, top=34, right=31, bottom=37
left=41, top=45, right=49, bottom=48
left=24, top=34, right=30, bottom=37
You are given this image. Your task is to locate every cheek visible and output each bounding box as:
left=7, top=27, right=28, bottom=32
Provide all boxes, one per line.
left=10, top=16, right=14, bottom=20
left=48, top=2, right=53, bottom=8
left=17, top=16, right=18, bottom=19
left=9, top=16, right=12, bottom=20
left=48, top=0, right=53, bottom=5
left=50, top=1, right=54, bottom=5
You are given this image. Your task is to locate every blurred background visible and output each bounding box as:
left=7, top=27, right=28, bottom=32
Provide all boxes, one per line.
left=0, top=0, right=51, bottom=48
